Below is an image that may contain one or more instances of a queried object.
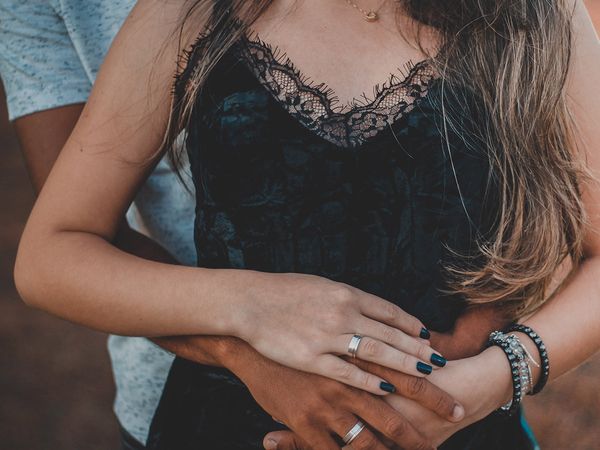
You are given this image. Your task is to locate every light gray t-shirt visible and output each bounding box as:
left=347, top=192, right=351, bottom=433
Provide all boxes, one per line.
left=0, top=0, right=197, bottom=444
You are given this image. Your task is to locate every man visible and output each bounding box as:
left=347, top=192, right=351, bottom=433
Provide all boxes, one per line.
left=0, top=1, right=501, bottom=449
left=0, top=1, right=194, bottom=447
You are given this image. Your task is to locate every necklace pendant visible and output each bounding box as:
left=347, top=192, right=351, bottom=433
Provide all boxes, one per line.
left=365, top=11, right=378, bottom=22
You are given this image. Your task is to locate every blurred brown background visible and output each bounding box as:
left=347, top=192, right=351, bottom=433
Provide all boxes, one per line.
left=1, top=3, right=599, bottom=449
left=0, top=83, right=118, bottom=448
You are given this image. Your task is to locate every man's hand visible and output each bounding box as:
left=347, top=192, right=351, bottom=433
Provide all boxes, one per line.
left=268, top=349, right=511, bottom=450
left=264, top=304, right=509, bottom=450
left=206, top=338, right=464, bottom=450
left=259, top=358, right=464, bottom=450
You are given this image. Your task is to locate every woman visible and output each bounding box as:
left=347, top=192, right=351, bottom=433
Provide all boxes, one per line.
left=14, top=0, right=600, bottom=449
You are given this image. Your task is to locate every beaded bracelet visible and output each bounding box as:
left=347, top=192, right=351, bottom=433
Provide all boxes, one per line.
left=486, top=331, right=530, bottom=417
left=503, top=323, right=550, bottom=394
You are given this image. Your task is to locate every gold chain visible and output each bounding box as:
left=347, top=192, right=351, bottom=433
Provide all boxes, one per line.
left=344, top=0, right=387, bottom=22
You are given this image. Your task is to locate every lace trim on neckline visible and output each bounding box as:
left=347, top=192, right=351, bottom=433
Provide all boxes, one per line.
left=237, top=32, right=439, bottom=148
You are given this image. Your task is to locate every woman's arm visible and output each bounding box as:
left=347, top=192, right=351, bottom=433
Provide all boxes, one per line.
left=13, top=0, right=240, bottom=338
left=12, top=0, right=449, bottom=394
left=517, top=0, right=600, bottom=383
left=268, top=1, right=600, bottom=447
left=365, top=1, right=600, bottom=445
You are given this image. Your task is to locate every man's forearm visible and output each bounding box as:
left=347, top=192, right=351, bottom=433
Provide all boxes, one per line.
left=429, top=304, right=510, bottom=360
left=151, top=334, right=247, bottom=367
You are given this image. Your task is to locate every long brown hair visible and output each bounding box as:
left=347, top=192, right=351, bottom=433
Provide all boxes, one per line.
left=165, top=0, right=595, bottom=319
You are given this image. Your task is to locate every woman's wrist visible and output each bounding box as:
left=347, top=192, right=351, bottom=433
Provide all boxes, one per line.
left=472, top=346, right=515, bottom=413
left=201, top=268, right=268, bottom=338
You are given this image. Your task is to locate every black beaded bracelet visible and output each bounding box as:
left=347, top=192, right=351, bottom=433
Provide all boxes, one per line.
left=486, top=331, right=525, bottom=417
left=503, top=323, right=550, bottom=395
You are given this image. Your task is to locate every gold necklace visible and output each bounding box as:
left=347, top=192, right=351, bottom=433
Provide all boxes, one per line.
left=344, top=0, right=387, bottom=22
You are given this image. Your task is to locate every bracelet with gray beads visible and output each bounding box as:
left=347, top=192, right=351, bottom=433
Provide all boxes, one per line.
left=486, top=331, right=532, bottom=417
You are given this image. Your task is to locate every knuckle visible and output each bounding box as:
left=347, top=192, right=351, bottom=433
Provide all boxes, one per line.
left=416, top=344, right=430, bottom=361
left=410, top=318, right=424, bottom=335
left=293, top=412, right=317, bottom=430
left=288, top=411, right=323, bottom=435
left=327, top=412, right=350, bottom=426
left=326, top=286, right=357, bottom=328
left=361, top=338, right=381, bottom=358
left=345, top=388, right=374, bottom=411
left=336, top=363, right=355, bottom=381
left=357, top=433, right=379, bottom=450
left=397, top=352, right=410, bottom=369
left=314, top=408, right=338, bottom=427
left=307, top=437, right=333, bottom=450
left=412, top=440, right=435, bottom=450
left=434, top=392, right=453, bottom=414
left=381, top=301, right=400, bottom=322
left=306, top=430, right=339, bottom=450
left=327, top=313, right=346, bottom=332
left=331, top=284, right=355, bottom=305
left=384, top=415, right=408, bottom=439
left=356, top=369, right=372, bottom=389
left=379, top=325, right=397, bottom=344
left=406, top=376, right=426, bottom=397
left=296, top=344, right=315, bottom=364
left=355, top=387, right=375, bottom=402
left=322, top=442, right=339, bottom=450
left=322, top=379, right=346, bottom=399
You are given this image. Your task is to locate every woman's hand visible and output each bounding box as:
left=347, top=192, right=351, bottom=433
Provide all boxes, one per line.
left=235, top=271, right=446, bottom=394
left=267, top=347, right=511, bottom=450
left=220, top=338, right=463, bottom=450
left=382, top=346, right=513, bottom=447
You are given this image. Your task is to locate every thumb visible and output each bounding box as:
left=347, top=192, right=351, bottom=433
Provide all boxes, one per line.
left=263, top=430, right=308, bottom=450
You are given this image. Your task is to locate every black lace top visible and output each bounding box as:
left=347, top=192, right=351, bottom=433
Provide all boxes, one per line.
left=147, top=30, right=533, bottom=450
left=240, top=35, right=436, bottom=148
left=178, top=32, right=495, bottom=330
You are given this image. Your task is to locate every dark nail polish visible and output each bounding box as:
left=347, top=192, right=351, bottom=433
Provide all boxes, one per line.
left=417, top=362, right=433, bottom=375
left=380, top=381, right=396, bottom=393
left=430, top=353, right=447, bottom=367
left=420, top=327, right=431, bottom=340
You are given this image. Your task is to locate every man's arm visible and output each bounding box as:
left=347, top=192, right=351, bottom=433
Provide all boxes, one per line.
left=429, top=304, right=510, bottom=360
left=14, top=104, right=85, bottom=192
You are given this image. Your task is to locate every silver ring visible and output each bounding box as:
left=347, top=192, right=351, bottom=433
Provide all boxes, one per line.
left=343, top=420, right=365, bottom=445
left=347, top=334, right=363, bottom=359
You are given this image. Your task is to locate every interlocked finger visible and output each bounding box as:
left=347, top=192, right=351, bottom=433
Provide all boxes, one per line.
left=349, top=392, right=435, bottom=450
left=349, top=358, right=463, bottom=422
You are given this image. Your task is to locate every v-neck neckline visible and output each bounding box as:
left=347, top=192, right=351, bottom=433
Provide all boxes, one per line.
left=236, top=32, right=440, bottom=148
